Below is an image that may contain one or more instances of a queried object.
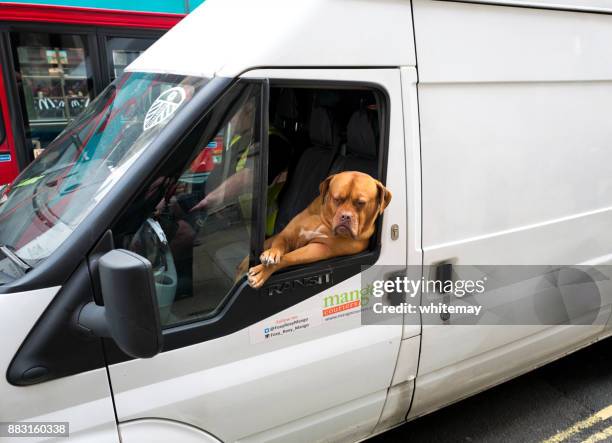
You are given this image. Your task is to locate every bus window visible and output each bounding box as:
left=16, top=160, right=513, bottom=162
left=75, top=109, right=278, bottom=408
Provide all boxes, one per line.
left=10, top=32, right=94, bottom=158
left=106, top=36, right=156, bottom=81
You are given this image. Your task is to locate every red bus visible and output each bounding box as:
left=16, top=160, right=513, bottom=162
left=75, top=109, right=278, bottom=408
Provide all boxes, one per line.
left=0, top=1, right=194, bottom=185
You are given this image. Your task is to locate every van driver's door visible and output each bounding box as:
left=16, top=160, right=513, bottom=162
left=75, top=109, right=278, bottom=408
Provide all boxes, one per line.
left=105, top=69, right=418, bottom=442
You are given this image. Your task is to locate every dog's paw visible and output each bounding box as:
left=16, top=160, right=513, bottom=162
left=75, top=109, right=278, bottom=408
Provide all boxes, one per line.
left=260, top=248, right=283, bottom=266
left=248, top=264, right=270, bottom=289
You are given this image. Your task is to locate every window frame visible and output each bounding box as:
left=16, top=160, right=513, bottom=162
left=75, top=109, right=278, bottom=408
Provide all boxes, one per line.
left=253, top=78, right=271, bottom=263
left=96, top=28, right=165, bottom=85
left=7, top=24, right=99, bottom=163
left=265, top=79, right=391, bottom=256
left=105, top=79, right=268, bottom=325
left=102, top=78, right=391, bottom=362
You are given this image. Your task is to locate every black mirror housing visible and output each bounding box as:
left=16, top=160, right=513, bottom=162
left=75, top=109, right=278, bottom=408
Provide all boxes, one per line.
left=78, top=249, right=162, bottom=358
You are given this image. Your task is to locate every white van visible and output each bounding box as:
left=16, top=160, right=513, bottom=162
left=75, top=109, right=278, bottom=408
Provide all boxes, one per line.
left=1, top=0, right=612, bottom=441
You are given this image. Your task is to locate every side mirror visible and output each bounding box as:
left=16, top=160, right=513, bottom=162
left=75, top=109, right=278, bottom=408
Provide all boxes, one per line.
left=77, top=249, right=162, bottom=358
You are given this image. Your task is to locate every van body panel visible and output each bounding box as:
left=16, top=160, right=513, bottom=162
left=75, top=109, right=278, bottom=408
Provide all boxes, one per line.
left=111, top=312, right=401, bottom=442
left=409, top=323, right=606, bottom=419
left=411, top=0, right=612, bottom=422
left=399, top=66, right=424, bottom=339
left=390, top=336, right=420, bottom=387
left=0, top=287, right=119, bottom=442
left=120, top=419, right=222, bottom=443
left=418, top=81, right=612, bottom=250
left=414, top=0, right=612, bottom=83
left=373, top=380, right=414, bottom=435
left=238, top=391, right=389, bottom=443
left=455, top=0, right=612, bottom=14
left=372, top=335, right=420, bottom=433
left=126, top=0, right=416, bottom=78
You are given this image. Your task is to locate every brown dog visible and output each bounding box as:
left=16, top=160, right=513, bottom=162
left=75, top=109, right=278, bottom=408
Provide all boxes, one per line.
left=247, top=171, right=392, bottom=288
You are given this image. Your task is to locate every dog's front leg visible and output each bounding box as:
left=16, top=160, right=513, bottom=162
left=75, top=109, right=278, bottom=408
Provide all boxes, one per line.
left=248, top=242, right=333, bottom=288
left=260, top=235, right=289, bottom=266
left=235, top=235, right=278, bottom=281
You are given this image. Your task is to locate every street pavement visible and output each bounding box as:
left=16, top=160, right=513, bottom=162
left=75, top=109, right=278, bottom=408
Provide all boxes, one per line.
left=371, top=335, right=612, bottom=443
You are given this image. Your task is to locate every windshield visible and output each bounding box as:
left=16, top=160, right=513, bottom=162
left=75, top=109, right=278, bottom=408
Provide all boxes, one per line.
left=0, top=72, right=208, bottom=278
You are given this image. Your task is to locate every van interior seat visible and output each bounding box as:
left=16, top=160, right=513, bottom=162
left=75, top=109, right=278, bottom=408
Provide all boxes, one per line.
left=274, top=105, right=340, bottom=234
left=331, top=109, right=378, bottom=178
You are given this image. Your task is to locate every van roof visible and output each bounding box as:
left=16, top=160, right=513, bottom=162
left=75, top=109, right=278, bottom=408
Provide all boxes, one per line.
left=127, top=0, right=416, bottom=78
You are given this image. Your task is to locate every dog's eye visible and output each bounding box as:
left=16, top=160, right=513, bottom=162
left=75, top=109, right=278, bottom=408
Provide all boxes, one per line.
left=333, top=197, right=342, bottom=205
left=355, top=200, right=366, bottom=208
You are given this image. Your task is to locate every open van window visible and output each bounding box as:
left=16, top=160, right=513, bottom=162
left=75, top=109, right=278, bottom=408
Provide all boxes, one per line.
left=113, top=83, right=385, bottom=328
left=267, top=87, right=382, bottom=236
left=0, top=72, right=208, bottom=274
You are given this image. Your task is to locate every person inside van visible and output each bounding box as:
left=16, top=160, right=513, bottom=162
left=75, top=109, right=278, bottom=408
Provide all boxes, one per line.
left=190, top=96, right=293, bottom=237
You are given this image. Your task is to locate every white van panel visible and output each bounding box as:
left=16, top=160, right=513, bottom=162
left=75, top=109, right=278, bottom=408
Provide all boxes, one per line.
left=457, top=0, right=612, bottom=14
left=409, top=323, right=606, bottom=419
left=0, top=287, right=119, bottom=443
left=126, top=0, right=415, bottom=78
left=120, top=419, right=221, bottom=443
left=400, top=67, right=424, bottom=338
left=411, top=0, right=612, bottom=422
left=111, top=313, right=400, bottom=442
left=414, top=0, right=612, bottom=83
left=419, top=81, right=612, bottom=253
left=239, top=391, right=387, bottom=443
left=413, top=0, right=612, bottom=259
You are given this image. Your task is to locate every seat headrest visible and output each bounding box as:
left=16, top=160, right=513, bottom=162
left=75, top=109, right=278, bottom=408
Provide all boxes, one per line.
left=347, top=110, right=376, bottom=159
left=309, top=106, right=338, bottom=147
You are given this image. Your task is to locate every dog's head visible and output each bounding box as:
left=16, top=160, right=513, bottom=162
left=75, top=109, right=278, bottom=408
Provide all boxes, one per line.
left=319, top=171, right=392, bottom=240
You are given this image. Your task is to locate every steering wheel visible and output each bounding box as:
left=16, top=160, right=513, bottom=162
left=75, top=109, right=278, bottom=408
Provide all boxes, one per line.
left=136, top=218, right=178, bottom=321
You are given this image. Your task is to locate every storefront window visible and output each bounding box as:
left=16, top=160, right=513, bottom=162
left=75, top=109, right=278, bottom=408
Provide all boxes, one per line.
left=11, top=32, right=94, bottom=157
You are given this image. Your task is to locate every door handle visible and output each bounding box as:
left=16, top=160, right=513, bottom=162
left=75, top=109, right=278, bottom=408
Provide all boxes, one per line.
left=436, top=263, right=453, bottom=322
left=383, top=268, right=408, bottom=306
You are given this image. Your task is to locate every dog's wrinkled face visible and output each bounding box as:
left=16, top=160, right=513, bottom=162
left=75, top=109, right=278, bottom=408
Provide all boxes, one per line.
left=320, top=171, right=392, bottom=240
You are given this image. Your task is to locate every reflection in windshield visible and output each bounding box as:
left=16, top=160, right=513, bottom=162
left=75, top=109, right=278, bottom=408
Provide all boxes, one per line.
left=0, top=72, right=208, bottom=274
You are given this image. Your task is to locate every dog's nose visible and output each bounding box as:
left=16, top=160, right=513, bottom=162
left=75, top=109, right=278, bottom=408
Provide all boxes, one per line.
left=340, top=213, right=352, bottom=223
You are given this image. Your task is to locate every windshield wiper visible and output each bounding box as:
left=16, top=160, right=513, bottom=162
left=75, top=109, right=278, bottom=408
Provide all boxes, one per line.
left=0, top=245, right=32, bottom=274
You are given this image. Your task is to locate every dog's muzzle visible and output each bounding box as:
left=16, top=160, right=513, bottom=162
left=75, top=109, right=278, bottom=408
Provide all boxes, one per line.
left=333, top=213, right=357, bottom=238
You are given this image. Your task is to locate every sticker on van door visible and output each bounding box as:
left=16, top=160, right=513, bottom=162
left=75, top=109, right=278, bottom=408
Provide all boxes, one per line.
left=143, top=87, right=186, bottom=131
left=249, top=310, right=322, bottom=344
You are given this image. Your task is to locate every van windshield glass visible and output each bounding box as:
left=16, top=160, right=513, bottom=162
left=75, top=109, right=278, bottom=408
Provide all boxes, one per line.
left=0, top=72, right=208, bottom=273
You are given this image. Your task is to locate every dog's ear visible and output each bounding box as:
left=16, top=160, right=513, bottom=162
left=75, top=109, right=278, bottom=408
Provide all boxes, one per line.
left=319, top=174, right=335, bottom=200
left=375, top=180, right=392, bottom=215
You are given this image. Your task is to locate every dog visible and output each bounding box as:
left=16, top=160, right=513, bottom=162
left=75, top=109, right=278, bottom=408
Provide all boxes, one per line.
left=247, top=171, right=392, bottom=289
